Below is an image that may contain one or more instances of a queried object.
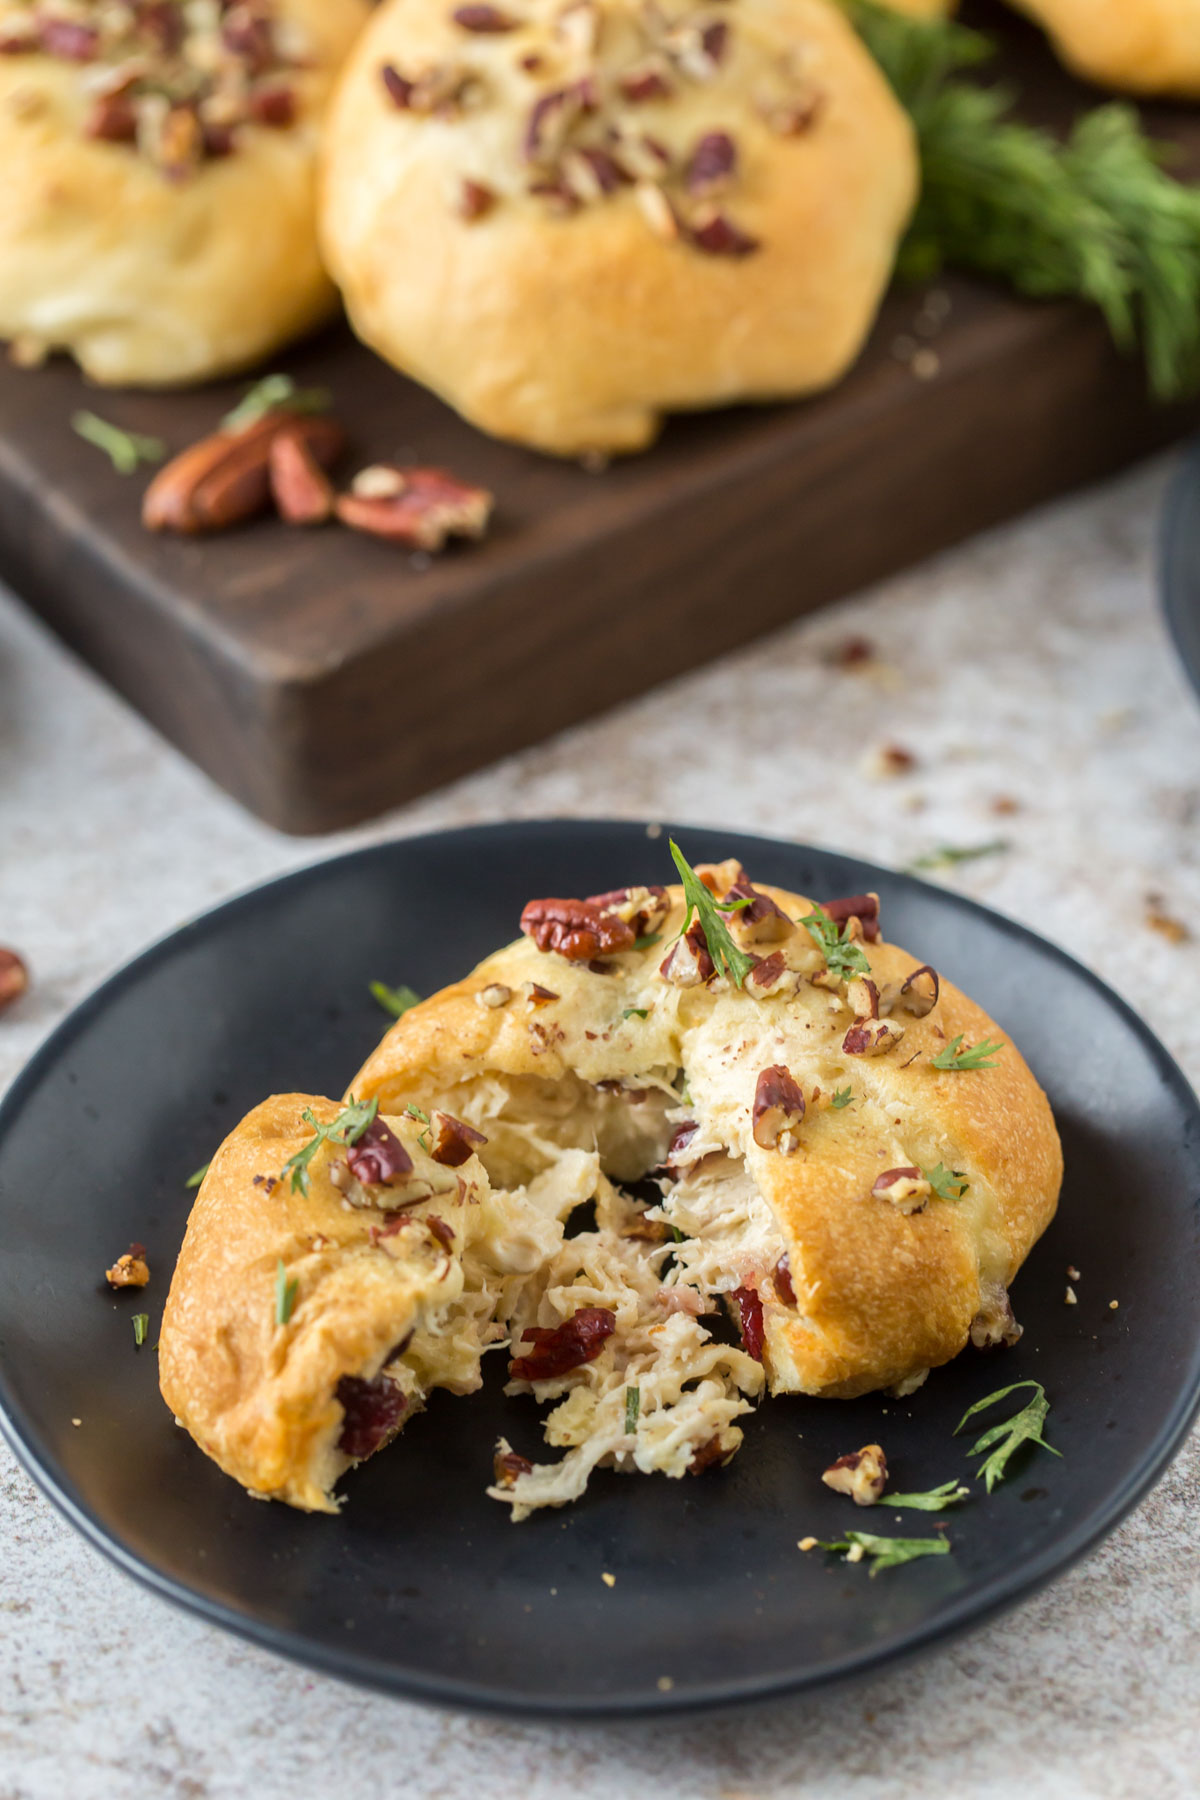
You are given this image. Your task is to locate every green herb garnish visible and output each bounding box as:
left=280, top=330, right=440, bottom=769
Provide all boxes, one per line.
left=72, top=410, right=165, bottom=475
left=632, top=933, right=662, bottom=952
left=847, top=0, right=1200, bottom=400
left=275, top=1258, right=299, bottom=1328
left=931, top=1034, right=1004, bottom=1071
left=884, top=1479, right=970, bottom=1511
left=955, top=1380, right=1061, bottom=1492
left=668, top=840, right=757, bottom=988
left=370, top=980, right=421, bottom=1019
left=625, top=1386, right=640, bottom=1433
left=132, top=1313, right=150, bottom=1348
left=623, top=1007, right=650, bottom=1021
left=923, top=1162, right=969, bottom=1200
left=221, top=373, right=331, bottom=433
left=811, top=1530, right=951, bottom=1575
left=831, top=1087, right=854, bottom=1110
left=405, top=1104, right=430, bottom=1123
left=909, top=840, right=1011, bottom=874
left=184, top=1161, right=211, bottom=1189
left=281, top=1096, right=379, bottom=1196
left=800, top=903, right=872, bottom=982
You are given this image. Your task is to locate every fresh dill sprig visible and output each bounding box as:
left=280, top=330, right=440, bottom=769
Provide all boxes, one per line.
left=221, top=373, right=331, bottom=433
left=274, top=1258, right=299, bottom=1328
left=625, top=1386, right=641, bottom=1433
left=667, top=841, right=757, bottom=988
left=72, top=411, right=165, bottom=475
left=369, top=980, right=421, bottom=1019
left=282, top=1097, right=379, bottom=1195
left=955, top=1380, right=1061, bottom=1492
left=931, top=1034, right=1004, bottom=1071
left=184, top=1161, right=211, bottom=1190
left=885, top=1478, right=970, bottom=1511
left=800, top=904, right=872, bottom=981
left=923, top=1162, right=969, bottom=1200
left=847, top=0, right=1200, bottom=399
left=807, top=1530, right=951, bottom=1575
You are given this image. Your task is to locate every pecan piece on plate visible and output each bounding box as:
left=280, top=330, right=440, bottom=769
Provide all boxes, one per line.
left=842, top=1017, right=904, bottom=1057
left=336, top=465, right=493, bottom=551
left=822, top=892, right=881, bottom=943
left=520, top=896, right=636, bottom=960
left=105, top=1244, right=150, bottom=1288
left=970, top=1285, right=1023, bottom=1350
left=896, top=964, right=939, bottom=1017
left=493, top=1438, right=534, bottom=1486
left=143, top=412, right=344, bottom=534
left=822, top=1443, right=888, bottom=1505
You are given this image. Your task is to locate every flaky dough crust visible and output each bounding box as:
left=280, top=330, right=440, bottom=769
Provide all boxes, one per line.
left=0, top=0, right=368, bottom=386
left=350, top=876, right=1061, bottom=1399
left=1007, top=0, right=1200, bottom=95
left=320, top=0, right=917, bottom=454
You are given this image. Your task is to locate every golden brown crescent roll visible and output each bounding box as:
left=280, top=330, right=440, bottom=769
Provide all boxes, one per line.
left=158, top=1093, right=556, bottom=1511
left=319, top=0, right=917, bottom=454
left=0, top=0, right=369, bottom=385
left=351, top=860, right=1062, bottom=1408
left=1005, top=0, right=1200, bottom=95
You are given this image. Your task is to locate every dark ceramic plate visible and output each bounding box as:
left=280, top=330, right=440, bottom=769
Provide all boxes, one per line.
left=1162, top=436, right=1200, bottom=705
left=1, top=820, right=1199, bottom=1719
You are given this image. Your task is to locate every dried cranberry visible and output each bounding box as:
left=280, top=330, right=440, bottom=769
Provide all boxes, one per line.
left=345, top=1118, right=413, bottom=1187
left=510, top=1307, right=616, bottom=1381
left=336, top=1373, right=406, bottom=1460
left=493, top=1446, right=534, bottom=1487
left=774, top=1255, right=796, bottom=1307
left=732, top=1285, right=765, bottom=1361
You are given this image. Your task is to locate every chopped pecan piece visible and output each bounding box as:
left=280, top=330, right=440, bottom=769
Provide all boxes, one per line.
left=520, top=897, right=636, bottom=960
left=689, top=209, right=760, bottom=258
left=459, top=177, right=497, bottom=220
left=619, top=61, right=673, bottom=101
left=493, top=1438, right=534, bottom=1486
left=822, top=1443, right=888, bottom=1506
left=845, top=975, right=879, bottom=1020
left=510, top=1307, right=616, bottom=1381
left=86, top=86, right=139, bottom=143
left=842, top=1017, right=904, bottom=1057
left=346, top=1118, right=414, bottom=1187
left=689, top=1434, right=734, bottom=1475
left=453, top=3, right=519, bottom=27
left=659, top=918, right=714, bottom=986
left=685, top=129, right=736, bottom=195
left=269, top=428, right=334, bottom=525
left=897, top=964, right=939, bottom=1017
left=248, top=83, right=295, bottom=127
left=871, top=1167, right=930, bottom=1213
left=823, top=893, right=881, bottom=942
left=752, top=1064, right=805, bottom=1151
left=478, top=982, right=512, bottom=1008
left=562, top=145, right=628, bottom=200
left=723, top=874, right=791, bottom=944
left=731, top=1285, right=765, bottom=1361
left=381, top=62, right=415, bottom=106
left=585, top=884, right=668, bottom=934
left=143, top=413, right=344, bottom=535
left=525, top=982, right=559, bottom=1006
left=634, top=180, right=678, bottom=241
left=0, top=949, right=28, bottom=1012
left=336, top=1373, right=407, bottom=1459
left=523, top=78, right=596, bottom=163
left=336, top=466, right=493, bottom=551
left=38, top=17, right=99, bottom=59
left=429, top=1111, right=487, bottom=1167
left=425, top=1213, right=456, bottom=1250
left=105, top=1245, right=150, bottom=1289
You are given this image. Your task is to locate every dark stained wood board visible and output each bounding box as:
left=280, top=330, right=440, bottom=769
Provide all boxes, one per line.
left=2, top=0, right=1199, bottom=834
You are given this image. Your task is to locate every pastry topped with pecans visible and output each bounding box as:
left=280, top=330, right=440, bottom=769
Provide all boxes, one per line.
left=161, top=846, right=1060, bottom=1522
left=0, top=0, right=369, bottom=384
left=319, top=0, right=918, bottom=453
left=1004, top=0, right=1200, bottom=97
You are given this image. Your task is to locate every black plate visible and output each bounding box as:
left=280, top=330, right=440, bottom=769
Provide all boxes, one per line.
left=1161, top=436, right=1200, bottom=705
left=2, top=820, right=1199, bottom=1719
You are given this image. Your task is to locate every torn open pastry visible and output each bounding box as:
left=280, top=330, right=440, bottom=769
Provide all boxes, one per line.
left=161, top=852, right=1061, bottom=1520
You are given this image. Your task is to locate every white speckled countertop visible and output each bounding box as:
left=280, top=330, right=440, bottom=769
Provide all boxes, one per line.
left=2, top=456, right=1199, bottom=1799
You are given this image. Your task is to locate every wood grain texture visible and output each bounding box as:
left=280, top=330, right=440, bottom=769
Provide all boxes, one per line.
left=2, top=0, right=1198, bottom=833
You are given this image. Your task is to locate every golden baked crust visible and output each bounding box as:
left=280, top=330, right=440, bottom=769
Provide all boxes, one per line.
left=319, top=0, right=917, bottom=454
left=0, top=0, right=368, bottom=385
left=158, top=1093, right=497, bottom=1511
left=350, top=867, right=1062, bottom=1400
left=1006, top=0, right=1200, bottom=95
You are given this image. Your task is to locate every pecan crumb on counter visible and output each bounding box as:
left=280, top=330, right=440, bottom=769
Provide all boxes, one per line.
left=0, top=948, right=29, bottom=1010
left=105, top=1244, right=150, bottom=1288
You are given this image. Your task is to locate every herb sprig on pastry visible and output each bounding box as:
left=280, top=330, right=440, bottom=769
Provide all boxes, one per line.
left=160, top=846, right=1061, bottom=1518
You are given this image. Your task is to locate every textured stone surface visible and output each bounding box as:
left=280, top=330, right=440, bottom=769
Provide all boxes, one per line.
left=1, top=455, right=1199, bottom=1797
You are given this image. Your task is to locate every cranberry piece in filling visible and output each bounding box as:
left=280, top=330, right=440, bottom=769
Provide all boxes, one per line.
left=336, top=1373, right=407, bottom=1460
left=774, top=1254, right=796, bottom=1307
left=732, top=1285, right=765, bottom=1361
left=509, top=1307, right=616, bottom=1382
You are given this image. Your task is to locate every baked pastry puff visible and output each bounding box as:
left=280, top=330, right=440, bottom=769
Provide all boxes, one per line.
left=319, top=0, right=918, bottom=455
left=0, top=0, right=369, bottom=385
left=351, top=861, right=1062, bottom=1406
left=1005, top=0, right=1200, bottom=95
left=158, top=1093, right=567, bottom=1511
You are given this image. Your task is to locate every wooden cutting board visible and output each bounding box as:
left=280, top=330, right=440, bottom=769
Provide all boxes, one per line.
left=2, top=0, right=1198, bottom=834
